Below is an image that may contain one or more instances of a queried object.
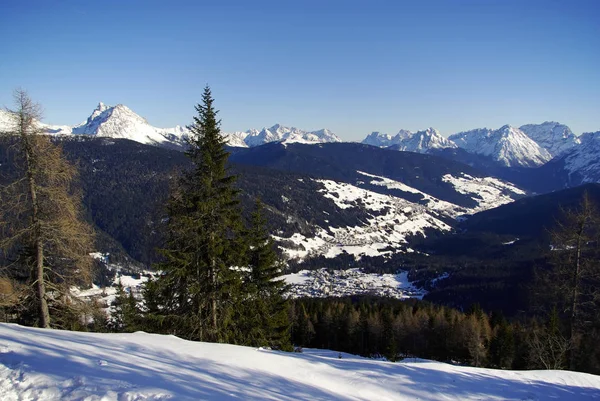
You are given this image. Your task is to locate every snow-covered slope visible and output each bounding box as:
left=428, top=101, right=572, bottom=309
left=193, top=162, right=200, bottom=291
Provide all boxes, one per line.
left=242, top=124, right=341, bottom=147
left=520, top=121, right=580, bottom=157
left=71, top=103, right=190, bottom=146
left=362, top=129, right=412, bottom=147
left=1, top=324, right=599, bottom=401
left=561, top=131, right=600, bottom=184
left=389, top=128, right=457, bottom=153
left=0, top=109, right=73, bottom=136
left=362, top=128, right=456, bottom=154
left=0, top=109, right=15, bottom=131
left=1, top=105, right=341, bottom=148
left=449, top=125, right=552, bottom=167
left=273, top=171, right=525, bottom=261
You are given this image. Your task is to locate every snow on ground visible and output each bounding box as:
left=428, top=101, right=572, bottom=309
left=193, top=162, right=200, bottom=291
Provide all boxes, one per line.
left=1, top=324, right=599, bottom=401
left=442, top=173, right=526, bottom=213
left=282, top=269, right=424, bottom=299
left=274, top=172, right=524, bottom=262
left=74, top=254, right=151, bottom=314
left=274, top=179, right=452, bottom=261
left=357, top=171, right=465, bottom=216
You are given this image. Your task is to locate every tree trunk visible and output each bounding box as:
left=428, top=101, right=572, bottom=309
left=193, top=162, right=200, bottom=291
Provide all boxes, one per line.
left=35, top=234, right=49, bottom=328
left=211, top=256, right=218, bottom=339
left=21, top=131, right=50, bottom=328
left=569, top=219, right=586, bottom=370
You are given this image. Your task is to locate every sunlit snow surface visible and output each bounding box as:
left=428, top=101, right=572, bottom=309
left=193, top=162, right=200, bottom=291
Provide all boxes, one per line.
left=72, top=254, right=151, bottom=315
left=1, top=324, right=600, bottom=401
left=274, top=172, right=524, bottom=261
left=282, top=269, right=424, bottom=299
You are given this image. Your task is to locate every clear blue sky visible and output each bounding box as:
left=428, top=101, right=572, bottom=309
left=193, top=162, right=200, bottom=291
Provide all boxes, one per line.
left=1, top=0, right=599, bottom=140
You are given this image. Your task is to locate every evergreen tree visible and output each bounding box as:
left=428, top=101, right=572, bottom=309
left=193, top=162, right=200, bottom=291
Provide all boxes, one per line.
left=236, top=200, right=291, bottom=350
left=144, top=86, right=244, bottom=342
left=109, top=280, right=139, bottom=332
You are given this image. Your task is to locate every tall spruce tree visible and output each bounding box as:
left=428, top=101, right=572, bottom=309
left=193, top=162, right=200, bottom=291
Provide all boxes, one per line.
left=236, top=200, right=291, bottom=350
left=145, top=86, right=245, bottom=342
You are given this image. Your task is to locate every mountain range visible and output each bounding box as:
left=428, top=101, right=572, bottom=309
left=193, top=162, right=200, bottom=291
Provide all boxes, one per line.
left=2, top=102, right=597, bottom=174
left=0, top=103, right=341, bottom=149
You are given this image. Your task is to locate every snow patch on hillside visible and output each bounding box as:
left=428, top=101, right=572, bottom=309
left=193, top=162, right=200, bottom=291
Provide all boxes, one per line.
left=273, top=173, right=525, bottom=261
left=274, top=179, right=452, bottom=261
left=442, top=173, right=526, bottom=213
left=357, top=171, right=465, bottom=216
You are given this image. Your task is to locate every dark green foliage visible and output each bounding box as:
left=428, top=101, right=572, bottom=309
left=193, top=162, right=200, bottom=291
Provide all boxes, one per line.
left=109, top=280, right=140, bottom=332
left=145, top=87, right=244, bottom=343
left=234, top=200, right=292, bottom=350
left=489, top=316, right=516, bottom=369
left=290, top=297, right=495, bottom=365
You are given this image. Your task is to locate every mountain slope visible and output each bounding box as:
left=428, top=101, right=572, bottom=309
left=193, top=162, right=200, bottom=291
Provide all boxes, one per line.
left=459, top=183, right=600, bottom=239
left=362, top=128, right=456, bottom=154
left=562, top=131, right=600, bottom=184
left=230, top=142, right=525, bottom=209
left=362, top=129, right=412, bottom=147
left=242, top=124, right=341, bottom=146
left=2, top=324, right=599, bottom=401
left=0, top=105, right=341, bottom=149
left=71, top=102, right=190, bottom=146
left=0, top=138, right=525, bottom=265
left=387, top=128, right=457, bottom=153
left=449, top=125, right=552, bottom=167
left=520, top=121, right=580, bottom=157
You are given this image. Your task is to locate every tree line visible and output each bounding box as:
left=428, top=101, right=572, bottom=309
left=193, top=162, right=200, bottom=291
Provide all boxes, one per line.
left=289, top=295, right=600, bottom=373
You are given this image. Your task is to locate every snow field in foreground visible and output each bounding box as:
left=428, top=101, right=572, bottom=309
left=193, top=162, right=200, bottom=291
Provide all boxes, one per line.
left=1, top=324, right=600, bottom=400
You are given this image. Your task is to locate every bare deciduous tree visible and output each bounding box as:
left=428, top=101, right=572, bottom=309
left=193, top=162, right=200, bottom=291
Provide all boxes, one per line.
left=0, top=89, right=94, bottom=328
left=541, top=192, right=600, bottom=369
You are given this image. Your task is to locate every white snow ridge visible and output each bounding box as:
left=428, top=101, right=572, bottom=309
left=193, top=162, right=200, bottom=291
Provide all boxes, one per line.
left=520, top=121, right=580, bottom=157
left=0, top=105, right=342, bottom=149
left=449, top=125, right=552, bottom=167
left=1, top=324, right=599, bottom=400
left=362, top=128, right=456, bottom=154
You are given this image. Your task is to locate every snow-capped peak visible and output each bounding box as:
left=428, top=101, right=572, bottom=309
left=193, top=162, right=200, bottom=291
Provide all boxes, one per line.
left=362, top=127, right=455, bottom=154
left=242, top=124, right=341, bottom=147
left=69, top=102, right=174, bottom=145
left=519, top=121, right=580, bottom=157
left=561, top=131, right=600, bottom=184
left=362, top=131, right=397, bottom=147
left=449, top=125, right=552, bottom=167
left=2, top=101, right=341, bottom=149
left=393, top=127, right=457, bottom=153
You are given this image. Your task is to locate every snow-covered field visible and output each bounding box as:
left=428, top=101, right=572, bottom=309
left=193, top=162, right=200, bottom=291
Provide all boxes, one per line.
left=1, top=324, right=599, bottom=401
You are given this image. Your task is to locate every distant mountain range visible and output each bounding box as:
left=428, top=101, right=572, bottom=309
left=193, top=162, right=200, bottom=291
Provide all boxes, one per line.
left=362, top=123, right=585, bottom=168
left=0, top=103, right=341, bottom=149
left=360, top=122, right=600, bottom=189
left=1, top=102, right=598, bottom=188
